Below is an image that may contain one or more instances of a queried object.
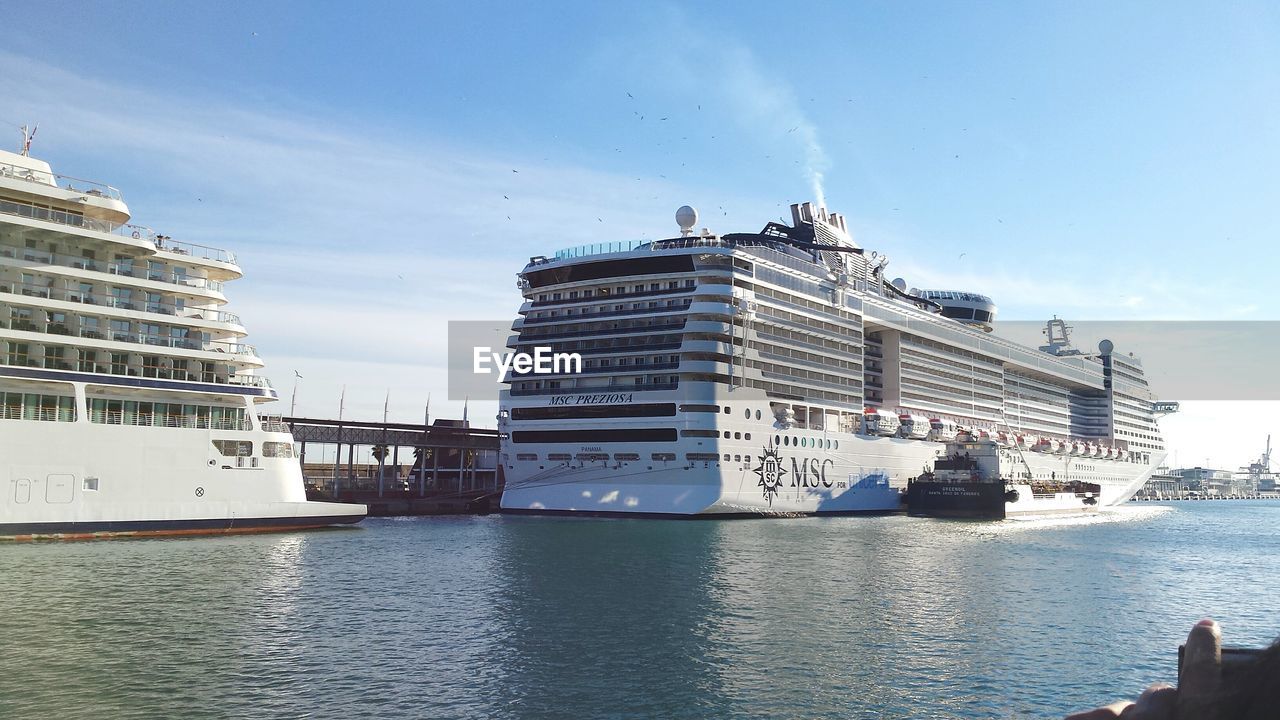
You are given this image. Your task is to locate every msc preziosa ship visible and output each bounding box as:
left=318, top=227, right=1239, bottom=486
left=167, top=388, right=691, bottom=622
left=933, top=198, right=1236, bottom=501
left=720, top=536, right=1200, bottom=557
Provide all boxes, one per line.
left=0, top=142, right=364, bottom=538
left=498, top=201, right=1170, bottom=516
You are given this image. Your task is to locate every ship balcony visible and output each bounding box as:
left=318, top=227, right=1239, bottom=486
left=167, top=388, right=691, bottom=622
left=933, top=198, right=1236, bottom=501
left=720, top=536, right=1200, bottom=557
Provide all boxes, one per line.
left=514, top=318, right=688, bottom=342
left=0, top=212, right=239, bottom=281
left=0, top=160, right=130, bottom=225
left=0, top=278, right=246, bottom=336
left=0, top=248, right=228, bottom=303
left=0, top=323, right=263, bottom=367
left=519, top=301, right=695, bottom=327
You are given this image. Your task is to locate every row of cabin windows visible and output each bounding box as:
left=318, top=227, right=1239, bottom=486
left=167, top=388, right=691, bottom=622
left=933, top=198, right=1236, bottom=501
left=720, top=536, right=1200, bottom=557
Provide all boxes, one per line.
left=536, top=279, right=696, bottom=302
left=3, top=237, right=190, bottom=281
left=87, top=398, right=248, bottom=429
left=517, top=375, right=679, bottom=390
left=533, top=298, right=690, bottom=318
left=0, top=391, right=76, bottom=421
left=4, top=304, right=207, bottom=344
left=3, top=341, right=229, bottom=380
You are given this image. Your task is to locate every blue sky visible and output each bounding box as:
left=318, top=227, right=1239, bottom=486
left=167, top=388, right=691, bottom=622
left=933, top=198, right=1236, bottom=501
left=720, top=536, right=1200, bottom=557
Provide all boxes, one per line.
left=3, top=1, right=1277, bottom=468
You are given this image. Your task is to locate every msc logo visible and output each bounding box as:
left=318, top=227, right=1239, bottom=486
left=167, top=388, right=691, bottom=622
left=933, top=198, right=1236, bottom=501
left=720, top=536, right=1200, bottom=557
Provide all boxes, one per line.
left=753, top=441, right=787, bottom=506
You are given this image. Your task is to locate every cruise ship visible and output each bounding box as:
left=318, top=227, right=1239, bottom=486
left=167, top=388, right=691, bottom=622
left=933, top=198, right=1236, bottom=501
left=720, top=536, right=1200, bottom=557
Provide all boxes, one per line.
left=0, top=142, right=365, bottom=538
left=497, top=201, right=1171, bottom=516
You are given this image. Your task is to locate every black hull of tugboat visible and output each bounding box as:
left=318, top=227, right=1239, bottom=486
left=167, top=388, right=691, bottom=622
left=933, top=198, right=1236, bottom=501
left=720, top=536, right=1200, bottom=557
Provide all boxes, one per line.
left=906, top=480, right=1007, bottom=519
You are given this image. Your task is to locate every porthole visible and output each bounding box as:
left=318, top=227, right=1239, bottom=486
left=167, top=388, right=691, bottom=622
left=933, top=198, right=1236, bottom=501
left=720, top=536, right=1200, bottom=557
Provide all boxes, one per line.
left=724, top=406, right=731, bottom=414
left=745, top=433, right=751, bottom=441
left=834, top=440, right=839, bottom=450
left=745, top=409, right=750, bottom=419
left=734, top=432, right=741, bottom=440
left=755, top=410, right=761, bottom=420
left=801, top=437, right=807, bottom=448
left=775, top=435, right=781, bottom=445
left=784, top=436, right=790, bottom=446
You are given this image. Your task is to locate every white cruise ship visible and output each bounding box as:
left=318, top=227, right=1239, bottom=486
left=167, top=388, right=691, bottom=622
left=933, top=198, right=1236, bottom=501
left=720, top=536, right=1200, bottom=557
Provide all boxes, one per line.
left=0, top=144, right=365, bottom=538
left=498, top=202, right=1171, bottom=516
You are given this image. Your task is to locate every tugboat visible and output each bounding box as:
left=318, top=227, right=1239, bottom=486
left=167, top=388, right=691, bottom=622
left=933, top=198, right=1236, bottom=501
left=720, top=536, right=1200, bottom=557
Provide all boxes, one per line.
left=907, top=438, right=1101, bottom=519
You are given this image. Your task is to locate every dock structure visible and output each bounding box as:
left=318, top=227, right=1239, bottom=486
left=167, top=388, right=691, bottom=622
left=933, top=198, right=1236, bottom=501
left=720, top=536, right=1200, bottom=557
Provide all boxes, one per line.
left=283, top=417, right=501, bottom=513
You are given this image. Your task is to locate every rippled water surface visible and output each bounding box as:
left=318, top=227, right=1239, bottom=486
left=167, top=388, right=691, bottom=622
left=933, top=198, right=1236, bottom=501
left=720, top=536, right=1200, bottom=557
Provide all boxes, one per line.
left=2, top=502, right=1278, bottom=719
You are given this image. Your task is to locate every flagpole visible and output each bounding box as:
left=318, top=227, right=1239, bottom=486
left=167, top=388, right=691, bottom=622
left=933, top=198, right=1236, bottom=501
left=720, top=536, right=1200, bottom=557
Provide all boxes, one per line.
left=339, top=385, right=346, bottom=421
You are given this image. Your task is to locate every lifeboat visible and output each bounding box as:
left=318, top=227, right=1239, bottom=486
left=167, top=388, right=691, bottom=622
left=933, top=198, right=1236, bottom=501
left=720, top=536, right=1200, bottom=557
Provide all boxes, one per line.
left=995, top=431, right=1012, bottom=447
left=863, top=408, right=900, bottom=437
left=1015, top=434, right=1033, bottom=449
left=898, top=413, right=931, bottom=440
left=928, top=418, right=958, bottom=442
left=1068, top=441, right=1084, bottom=456
left=1050, top=439, right=1067, bottom=454
left=976, top=429, right=991, bottom=440
left=1091, top=444, right=1105, bottom=458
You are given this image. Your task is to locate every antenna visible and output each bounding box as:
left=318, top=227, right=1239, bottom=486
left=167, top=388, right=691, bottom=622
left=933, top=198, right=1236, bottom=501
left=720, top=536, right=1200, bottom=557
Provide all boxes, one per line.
left=19, top=123, right=38, bottom=156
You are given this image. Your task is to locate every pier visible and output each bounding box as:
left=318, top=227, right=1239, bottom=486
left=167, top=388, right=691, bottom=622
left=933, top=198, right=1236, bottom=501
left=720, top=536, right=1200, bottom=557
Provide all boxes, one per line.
left=284, top=417, right=502, bottom=516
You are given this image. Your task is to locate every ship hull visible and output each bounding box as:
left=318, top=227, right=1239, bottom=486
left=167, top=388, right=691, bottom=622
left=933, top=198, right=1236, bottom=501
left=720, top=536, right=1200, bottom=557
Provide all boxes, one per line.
left=1, top=414, right=366, bottom=540
left=499, top=409, right=1161, bottom=517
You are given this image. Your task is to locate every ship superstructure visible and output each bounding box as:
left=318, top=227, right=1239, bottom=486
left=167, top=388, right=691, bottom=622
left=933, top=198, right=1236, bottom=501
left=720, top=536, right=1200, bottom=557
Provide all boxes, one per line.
left=497, top=202, right=1169, bottom=516
left=0, top=144, right=364, bottom=537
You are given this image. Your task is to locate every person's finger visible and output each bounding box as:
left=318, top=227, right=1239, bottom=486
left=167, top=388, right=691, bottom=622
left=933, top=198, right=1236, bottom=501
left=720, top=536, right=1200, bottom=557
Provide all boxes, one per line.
left=1179, top=618, right=1222, bottom=696
left=1128, top=684, right=1176, bottom=718
left=1177, top=618, right=1222, bottom=717
left=1065, top=700, right=1133, bottom=719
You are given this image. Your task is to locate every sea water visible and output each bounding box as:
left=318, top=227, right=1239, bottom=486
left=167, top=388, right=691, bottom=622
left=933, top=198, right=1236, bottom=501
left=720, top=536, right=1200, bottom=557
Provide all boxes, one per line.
left=1, top=501, right=1277, bottom=719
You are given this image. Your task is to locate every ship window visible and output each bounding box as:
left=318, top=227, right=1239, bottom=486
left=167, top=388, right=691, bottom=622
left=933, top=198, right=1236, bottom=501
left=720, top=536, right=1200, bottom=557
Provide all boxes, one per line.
left=679, top=404, right=719, bottom=413
left=744, top=409, right=750, bottom=419
left=212, top=440, right=253, bottom=457
left=683, top=430, right=720, bottom=438
left=745, top=433, right=751, bottom=441
left=724, top=454, right=731, bottom=461
left=734, top=455, right=741, bottom=462
left=755, top=410, right=761, bottom=420
left=83, top=477, right=99, bottom=491
left=783, top=436, right=790, bottom=446
left=734, top=432, right=741, bottom=440
left=775, top=435, right=781, bottom=445
left=263, top=442, right=294, bottom=458
left=723, top=406, right=731, bottom=414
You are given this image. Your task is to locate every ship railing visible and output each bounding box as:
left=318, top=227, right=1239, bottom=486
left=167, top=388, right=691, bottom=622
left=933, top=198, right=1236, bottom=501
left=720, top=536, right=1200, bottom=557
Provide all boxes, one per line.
left=0, top=244, right=225, bottom=293
left=552, top=240, right=651, bottom=260
left=0, top=406, right=76, bottom=422
left=228, top=375, right=273, bottom=389
left=126, top=226, right=238, bottom=265
left=0, top=159, right=124, bottom=201
left=0, top=315, right=259, bottom=358
left=0, top=197, right=118, bottom=233
left=89, top=410, right=253, bottom=430
left=0, top=278, right=241, bottom=324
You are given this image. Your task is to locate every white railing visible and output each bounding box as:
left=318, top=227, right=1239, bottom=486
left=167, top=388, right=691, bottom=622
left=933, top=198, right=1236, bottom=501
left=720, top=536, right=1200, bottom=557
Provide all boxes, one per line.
left=89, top=410, right=252, bottom=430
left=0, top=244, right=226, bottom=292
left=0, top=159, right=124, bottom=200
left=0, top=277, right=241, bottom=324
left=0, top=406, right=76, bottom=422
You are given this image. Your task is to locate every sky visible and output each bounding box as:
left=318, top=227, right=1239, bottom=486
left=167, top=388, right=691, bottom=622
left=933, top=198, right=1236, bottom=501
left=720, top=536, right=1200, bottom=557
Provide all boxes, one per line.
left=2, top=1, right=1277, bottom=470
